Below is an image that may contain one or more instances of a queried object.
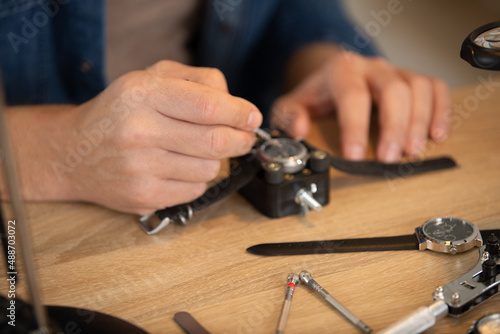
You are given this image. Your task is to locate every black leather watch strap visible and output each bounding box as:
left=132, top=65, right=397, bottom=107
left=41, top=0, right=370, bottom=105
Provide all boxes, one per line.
left=246, top=229, right=500, bottom=256
left=156, top=155, right=261, bottom=222
left=139, top=154, right=262, bottom=234
left=329, top=156, right=457, bottom=176
left=300, top=140, right=457, bottom=176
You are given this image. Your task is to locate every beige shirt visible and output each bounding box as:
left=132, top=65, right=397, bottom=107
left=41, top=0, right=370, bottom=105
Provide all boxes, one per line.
left=106, top=0, right=202, bottom=82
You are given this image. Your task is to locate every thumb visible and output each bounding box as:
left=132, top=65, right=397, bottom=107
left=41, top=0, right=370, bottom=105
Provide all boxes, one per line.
left=270, top=98, right=311, bottom=139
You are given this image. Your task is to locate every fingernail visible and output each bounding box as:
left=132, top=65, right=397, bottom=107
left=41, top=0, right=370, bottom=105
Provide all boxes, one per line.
left=344, top=144, right=366, bottom=161
left=407, top=137, right=426, bottom=157
left=378, top=142, right=401, bottom=163
left=247, top=110, right=262, bottom=129
left=431, top=128, right=448, bottom=143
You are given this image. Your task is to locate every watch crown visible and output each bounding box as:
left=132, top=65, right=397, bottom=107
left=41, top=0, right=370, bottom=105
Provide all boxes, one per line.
left=449, top=245, right=458, bottom=255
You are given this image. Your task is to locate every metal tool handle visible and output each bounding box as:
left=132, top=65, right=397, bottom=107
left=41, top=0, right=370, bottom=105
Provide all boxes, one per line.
left=379, top=300, right=448, bottom=334
left=276, top=295, right=293, bottom=334
left=276, top=273, right=299, bottom=334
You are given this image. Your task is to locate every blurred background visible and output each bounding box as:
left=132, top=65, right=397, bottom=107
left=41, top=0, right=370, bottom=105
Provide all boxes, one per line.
left=342, top=0, right=500, bottom=88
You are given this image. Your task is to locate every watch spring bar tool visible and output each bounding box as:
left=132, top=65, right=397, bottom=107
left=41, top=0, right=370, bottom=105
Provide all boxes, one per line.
left=276, top=273, right=299, bottom=334
left=253, top=128, right=283, bottom=147
left=299, top=271, right=372, bottom=333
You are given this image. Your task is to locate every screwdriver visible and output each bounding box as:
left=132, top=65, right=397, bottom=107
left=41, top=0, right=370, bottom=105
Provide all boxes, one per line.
left=253, top=128, right=283, bottom=148
left=276, top=273, right=300, bottom=334
left=253, top=128, right=273, bottom=141
left=299, top=271, right=372, bottom=334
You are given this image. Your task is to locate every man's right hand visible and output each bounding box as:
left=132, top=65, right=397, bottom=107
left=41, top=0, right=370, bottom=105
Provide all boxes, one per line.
left=3, top=60, right=262, bottom=215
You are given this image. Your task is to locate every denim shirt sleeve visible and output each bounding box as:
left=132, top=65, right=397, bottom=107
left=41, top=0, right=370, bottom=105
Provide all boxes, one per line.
left=197, top=0, right=378, bottom=124
left=0, top=0, right=107, bottom=105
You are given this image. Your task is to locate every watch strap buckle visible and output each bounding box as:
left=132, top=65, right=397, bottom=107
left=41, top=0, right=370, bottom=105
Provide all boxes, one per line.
left=138, top=205, right=193, bottom=235
left=139, top=212, right=171, bottom=235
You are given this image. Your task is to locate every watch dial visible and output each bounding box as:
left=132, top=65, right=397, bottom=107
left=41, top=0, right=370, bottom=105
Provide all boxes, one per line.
left=259, top=138, right=306, bottom=160
left=258, top=138, right=309, bottom=174
left=422, top=218, right=474, bottom=242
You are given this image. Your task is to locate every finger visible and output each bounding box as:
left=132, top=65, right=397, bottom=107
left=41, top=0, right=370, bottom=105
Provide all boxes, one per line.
left=147, top=60, right=229, bottom=92
left=270, top=97, right=311, bottom=139
left=147, top=77, right=262, bottom=130
left=132, top=179, right=208, bottom=215
left=140, top=149, right=222, bottom=183
left=366, top=58, right=412, bottom=162
left=429, top=79, right=451, bottom=143
left=398, top=70, right=434, bottom=156
left=328, top=67, right=372, bottom=161
left=147, top=116, right=257, bottom=159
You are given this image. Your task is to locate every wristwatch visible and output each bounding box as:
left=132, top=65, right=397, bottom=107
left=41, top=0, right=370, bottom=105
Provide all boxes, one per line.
left=246, top=218, right=499, bottom=256
left=416, top=217, right=483, bottom=254
left=139, top=129, right=457, bottom=235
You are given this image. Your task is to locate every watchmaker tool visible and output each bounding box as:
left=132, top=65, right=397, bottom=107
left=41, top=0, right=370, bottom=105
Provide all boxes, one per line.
left=299, top=271, right=372, bottom=333
left=276, top=273, right=299, bottom=334
left=0, top=70, right=50, bottom=333
left=253, top=127, right=273, bottom=141
left=380, top=233, right=500, bottom=334
left=253, top=127, right=283, bottom=148
left=174, top=311, right=211, bottom=334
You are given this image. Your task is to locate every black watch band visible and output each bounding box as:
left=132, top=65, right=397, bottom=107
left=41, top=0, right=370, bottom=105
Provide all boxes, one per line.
left=156, top=157, right=261, bottom=222
left=246, top=229, right=500, bottom=256
left=300, top=140, right=457, bottom=176
left=139, top=154, right=261, bottom=234
left=329, top=156, right=457, bottom=176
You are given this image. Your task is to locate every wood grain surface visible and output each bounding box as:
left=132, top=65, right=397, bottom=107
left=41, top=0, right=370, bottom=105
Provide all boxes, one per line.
left=2, top=82, right=500, bottom=333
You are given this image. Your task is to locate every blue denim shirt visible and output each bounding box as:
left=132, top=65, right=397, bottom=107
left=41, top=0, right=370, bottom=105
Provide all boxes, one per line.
left=0, top=0, right=376, bottom=119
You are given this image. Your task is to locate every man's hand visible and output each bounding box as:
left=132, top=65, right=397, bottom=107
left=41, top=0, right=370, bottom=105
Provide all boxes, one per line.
left=271, top=44, right=451, bottom=162
left=4, top=60, right=262, bottom=214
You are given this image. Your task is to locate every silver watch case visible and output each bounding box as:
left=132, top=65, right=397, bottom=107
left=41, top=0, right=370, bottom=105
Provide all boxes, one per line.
left=415, top=217, right=483, bottom=254
left=257, top=137, right=309, bottom=174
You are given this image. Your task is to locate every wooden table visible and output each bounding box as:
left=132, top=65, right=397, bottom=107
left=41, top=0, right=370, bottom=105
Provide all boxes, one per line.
left=2, top=82, right=500, bottom=333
